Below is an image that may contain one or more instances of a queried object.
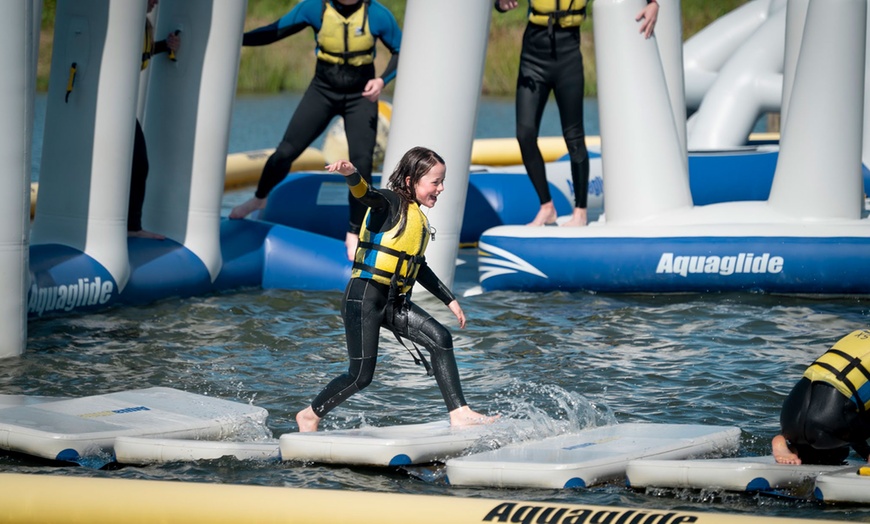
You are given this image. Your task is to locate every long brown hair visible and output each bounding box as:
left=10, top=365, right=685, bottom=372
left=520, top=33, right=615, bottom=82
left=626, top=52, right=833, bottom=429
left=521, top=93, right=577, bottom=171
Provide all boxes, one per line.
left=386, top=146, right=445, bottom=237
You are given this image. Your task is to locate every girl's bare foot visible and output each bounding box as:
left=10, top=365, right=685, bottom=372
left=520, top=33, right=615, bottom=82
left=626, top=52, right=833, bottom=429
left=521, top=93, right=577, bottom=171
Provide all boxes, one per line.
left=128, top=229, right=165, bottom=240
left=527, top=202, right=557, bottom=226
left=561, top=207, right=587, bottom=227
left=449, top=405, right=499, bottom=427
left=296, top=406, right=321, bottom=433
left=772, top=435, right=801, bottom=464
left=345, top=232, right=359, bottom=261
left=229, top=197, right=266, bottom=219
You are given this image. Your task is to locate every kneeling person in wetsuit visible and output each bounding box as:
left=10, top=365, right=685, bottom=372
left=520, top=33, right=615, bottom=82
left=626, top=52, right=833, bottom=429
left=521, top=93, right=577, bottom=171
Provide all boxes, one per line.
left=772, top=329, right=870, bottom=465
left=296, top=147, right=496, bottom=432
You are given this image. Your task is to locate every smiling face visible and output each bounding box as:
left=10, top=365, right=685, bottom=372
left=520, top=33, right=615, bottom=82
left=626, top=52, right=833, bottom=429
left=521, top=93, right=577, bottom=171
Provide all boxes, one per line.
left=409, top=162, right=446, bottom=208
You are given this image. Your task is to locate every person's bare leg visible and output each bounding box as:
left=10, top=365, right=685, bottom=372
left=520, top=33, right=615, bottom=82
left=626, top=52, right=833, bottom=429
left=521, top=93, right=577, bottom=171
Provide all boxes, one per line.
left=229, top=196, right=267, bottom=219
left=449, top=405, right=499, bottom=427
left=561, top=207, right=587, bottom=227
left=296, top=406, right=321, bottom=432
left=345, top=232, right=359, bottom=262
left=128, top=229, right=165, bottom=240
left=772, top=434, right=801, bottom=465
left=527, top=201, right=557, bottom=226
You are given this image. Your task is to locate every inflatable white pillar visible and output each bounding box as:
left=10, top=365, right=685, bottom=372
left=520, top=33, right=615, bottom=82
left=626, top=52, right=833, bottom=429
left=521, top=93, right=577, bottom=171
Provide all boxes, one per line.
left=594, top=0, right=691, bottom=224
left=32, top=0, right=144, bottom=290
left=142, top=0, right=246, bottom=280
left=0, top=1, right=37, bottom=358
left=655, top=0, right=687, bottom=156
left=768, top=0, right=866, bottom=219
left=382, top=0, right=491, bottom=289
left=781, top=0, right=809, bottom=130
left=687, top=6, right=785, bottom=150
left=683, top=0, right=781, bottom=110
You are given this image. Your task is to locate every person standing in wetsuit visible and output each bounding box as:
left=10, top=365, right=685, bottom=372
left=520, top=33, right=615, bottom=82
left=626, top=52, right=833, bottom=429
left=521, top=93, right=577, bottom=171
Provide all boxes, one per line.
left=296, top=147, right=496, bottom=432
left=130, top=0, right=180, bottom=239
left=494, top=0, right=659, bottom=226
left=230, top=0, right=401, bottom=261
left=772, top=329, right=870, bottom=465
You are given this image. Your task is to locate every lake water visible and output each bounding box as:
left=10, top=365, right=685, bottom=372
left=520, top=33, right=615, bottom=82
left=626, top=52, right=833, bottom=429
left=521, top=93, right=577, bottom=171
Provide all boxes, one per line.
left=14, top=94, right=867, bottom=522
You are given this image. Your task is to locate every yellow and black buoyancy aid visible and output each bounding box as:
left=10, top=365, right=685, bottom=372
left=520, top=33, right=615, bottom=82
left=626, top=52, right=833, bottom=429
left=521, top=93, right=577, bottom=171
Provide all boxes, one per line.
left=529, top=0, right=587, bottom=30
left=316, top=0, right=375, bottom=66
left=352, top=202, right=430, bottom=294
left=141, top=20, right=155, bottom=70
left=804, top=329, right=870, bottom=411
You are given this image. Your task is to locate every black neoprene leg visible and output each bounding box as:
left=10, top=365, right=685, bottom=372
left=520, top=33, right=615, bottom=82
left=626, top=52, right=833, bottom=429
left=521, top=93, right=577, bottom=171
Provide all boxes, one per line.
left=343, top=94, right=378, bottom=234
left=255, top=82, right=337, bottom=199
left=128, top=119, right=149, bottom=232
left=386, top=299, right=467, bottom=412
left=310, top=279, right=386, bottom=418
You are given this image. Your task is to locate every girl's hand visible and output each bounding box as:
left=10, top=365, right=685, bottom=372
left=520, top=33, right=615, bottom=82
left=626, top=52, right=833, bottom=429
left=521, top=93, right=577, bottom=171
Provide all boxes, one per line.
left=448, top=300, right=466, bottom=329
left=325, top=160, right=357, bottom=177
left=636, top=2, right=659, bottom=39
left=362, top=78, right=384, bottom=102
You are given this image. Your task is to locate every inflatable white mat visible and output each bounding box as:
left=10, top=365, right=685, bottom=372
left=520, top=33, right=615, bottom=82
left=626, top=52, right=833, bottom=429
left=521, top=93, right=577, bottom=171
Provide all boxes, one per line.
left=280, top=419, right=528, bottom=466
left=0, top=387, right=268, bottom=462
left=114, top=436, right=279, bottom=464
left=814, top=466, right=870, bottom=504
left=445, top=423, right=741, bottom=489
left=625, top=456, right=849, bottom=492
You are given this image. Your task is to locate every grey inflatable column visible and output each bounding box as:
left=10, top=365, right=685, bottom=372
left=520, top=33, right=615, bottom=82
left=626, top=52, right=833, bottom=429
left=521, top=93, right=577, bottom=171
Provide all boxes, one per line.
left=381, top=0, right=491, bottom=289
left=0, top=1, right=37, bottom=357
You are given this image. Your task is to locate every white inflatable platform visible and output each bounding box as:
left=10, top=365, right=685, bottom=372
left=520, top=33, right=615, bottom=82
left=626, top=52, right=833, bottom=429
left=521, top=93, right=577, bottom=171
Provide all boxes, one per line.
left=113, top=436, right=279, bottom=465
left=0, top=387, right=268, bottom=462
left=625, top=455, right=849, bottom=492
left=814, top=466, right=870, bottom=504
left=280, top=419, right=529, bottom=467
left=445, top=423, right=741, bottom=489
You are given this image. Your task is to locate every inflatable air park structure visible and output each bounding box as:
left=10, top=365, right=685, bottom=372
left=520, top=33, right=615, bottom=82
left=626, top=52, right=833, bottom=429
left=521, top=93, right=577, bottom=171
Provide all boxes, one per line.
left=2, top=0, right=865, bottom=358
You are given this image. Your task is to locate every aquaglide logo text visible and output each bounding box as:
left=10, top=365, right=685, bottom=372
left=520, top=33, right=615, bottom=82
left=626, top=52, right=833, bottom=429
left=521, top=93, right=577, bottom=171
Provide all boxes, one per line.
left=28, top=277, right=114, bottom=316
left=656, top=252, right=783, bottom=277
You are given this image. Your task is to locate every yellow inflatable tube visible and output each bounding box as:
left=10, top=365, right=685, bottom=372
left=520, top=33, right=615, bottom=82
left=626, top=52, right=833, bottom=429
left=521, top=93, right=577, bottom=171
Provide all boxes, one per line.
left=0, top=473, right=838, bottom=524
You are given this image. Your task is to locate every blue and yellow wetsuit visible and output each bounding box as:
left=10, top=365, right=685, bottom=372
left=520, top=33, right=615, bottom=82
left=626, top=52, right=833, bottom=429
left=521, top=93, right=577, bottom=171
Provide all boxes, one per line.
left=244, top=0, right=401, bottom=235
left=309, top=171, right=468, bottom=418
left=496, top=0, right=590, bottom=211
left=780, top=330, right=870, bottom=464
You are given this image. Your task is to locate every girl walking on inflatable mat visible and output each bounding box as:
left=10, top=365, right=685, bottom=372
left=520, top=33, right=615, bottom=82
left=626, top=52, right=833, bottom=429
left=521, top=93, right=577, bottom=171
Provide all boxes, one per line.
left=296, top=147, right=496, bottom=432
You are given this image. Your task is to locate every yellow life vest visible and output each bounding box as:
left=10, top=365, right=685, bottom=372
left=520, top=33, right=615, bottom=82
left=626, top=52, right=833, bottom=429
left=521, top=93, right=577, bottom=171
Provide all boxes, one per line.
left=804, top=329, right=870, bottom=411
left=316, top=0, right=375, bottom=66
left=529, top=0, right=587, bottom=29
left=141, top=21, right=154, bottom=71
left=352, top=200, right=430, bottom=294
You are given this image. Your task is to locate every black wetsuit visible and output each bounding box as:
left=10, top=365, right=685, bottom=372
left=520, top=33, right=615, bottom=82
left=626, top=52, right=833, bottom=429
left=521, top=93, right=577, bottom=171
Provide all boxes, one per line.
left=513, top=17, right=589, bottom=209
left=243, top=0, right=401, bottom=235
left=780, top=377, right=870, bottom=465
left=310, top=172, right=467, bottom=418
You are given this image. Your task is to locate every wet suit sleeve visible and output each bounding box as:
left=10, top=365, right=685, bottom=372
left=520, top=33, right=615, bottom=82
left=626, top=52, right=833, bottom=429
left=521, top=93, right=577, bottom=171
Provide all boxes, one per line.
left=242, top=0, right=322, bottom=47
left=369, top=1, right=402, bottom=85
left=345, top=170, right=390, bottom=212
left=415, top=263, right=457, bottom=306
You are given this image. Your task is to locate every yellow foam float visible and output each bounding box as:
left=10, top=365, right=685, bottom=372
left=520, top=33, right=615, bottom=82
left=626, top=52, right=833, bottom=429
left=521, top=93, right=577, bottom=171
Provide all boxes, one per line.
left=0, top=473, right=835, bottom=524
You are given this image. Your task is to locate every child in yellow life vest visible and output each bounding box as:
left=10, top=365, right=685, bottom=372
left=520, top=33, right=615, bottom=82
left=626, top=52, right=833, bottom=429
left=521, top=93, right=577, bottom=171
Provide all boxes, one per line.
left=772, top=330, right=870, bottom=465
left=295, top=147, right=496, bottom=432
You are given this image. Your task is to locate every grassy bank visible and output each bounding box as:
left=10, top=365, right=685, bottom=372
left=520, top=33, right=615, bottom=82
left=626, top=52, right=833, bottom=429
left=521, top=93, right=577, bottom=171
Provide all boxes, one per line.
left=37, top=0, right=750, bottom=97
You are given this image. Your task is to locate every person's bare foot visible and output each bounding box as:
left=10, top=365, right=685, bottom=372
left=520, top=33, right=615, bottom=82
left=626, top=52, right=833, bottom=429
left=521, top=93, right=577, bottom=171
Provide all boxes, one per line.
left=772, top=435, right=801, bottom=465
left=345, top=232, right=359, bottom=262
left=449, top=405, right=500, bottom=427
left=561, top=207, right=587, bottom=227
left=128, top=229, right=165, bottom=240
left=229, top=197, right=266, bottom=219
left=296, top=406, right=321, bottom=432
left=527, top=202, right=557, bottom=226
